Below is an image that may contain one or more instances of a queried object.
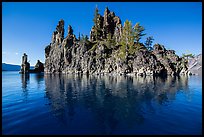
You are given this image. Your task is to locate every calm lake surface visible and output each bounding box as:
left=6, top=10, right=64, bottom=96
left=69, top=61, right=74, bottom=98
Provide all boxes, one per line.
left=2, top=71, right=202, bottom=135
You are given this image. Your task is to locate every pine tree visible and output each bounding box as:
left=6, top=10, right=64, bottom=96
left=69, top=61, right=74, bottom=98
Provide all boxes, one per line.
left=85, top=35, right=89, bottom=41
left=182, top=53, right=195, bottom=60
left=78, top=32, right=81, bottom=41
left=93, top=5, right=101, bottom=41
left=133, top=23, right=145, bottom=44
left=80, top=34, right=89, bottom=44
left=121, top=20, right=134, bottom=47
left=118, top=20, right=134, bottom=59
left=145, top=36, right=154, bottom=51
left=93, top=5, right=99, bottom=27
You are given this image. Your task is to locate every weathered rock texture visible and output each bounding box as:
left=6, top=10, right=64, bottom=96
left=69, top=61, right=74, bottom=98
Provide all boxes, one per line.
left=90, top=7, right=122, bottom=43
left=188, top=54, right=202, bottom=75
left=44, top=8, right=189, bottom=76
left=20, top=53, right=30, bottom=73
left=20, top=53, right=44, bottom=73
left=34, top=60, right=44, bottom=72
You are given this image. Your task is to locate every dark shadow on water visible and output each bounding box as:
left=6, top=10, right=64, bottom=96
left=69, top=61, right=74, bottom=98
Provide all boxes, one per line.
left=44, top=74, right=189, bottom=134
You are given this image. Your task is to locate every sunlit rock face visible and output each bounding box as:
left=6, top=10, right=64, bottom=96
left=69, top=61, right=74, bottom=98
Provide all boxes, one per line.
left=188, top=54, right=202, bottom=75
left=20, top=53, right=30, bottom=73
left=44, top=8, right=189, bottom=76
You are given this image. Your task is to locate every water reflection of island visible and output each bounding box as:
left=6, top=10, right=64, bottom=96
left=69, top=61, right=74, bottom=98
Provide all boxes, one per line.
left=21, top=73, right=45, bottom=90
left=34, top=73, right=44, bottom=89
left=21, top=73, right=45, bottom=101
left=21, top=73, right=30, bottom=91
left=20, top=74, right=30, bottom=102
left=44, top=74, right=189, bottom=134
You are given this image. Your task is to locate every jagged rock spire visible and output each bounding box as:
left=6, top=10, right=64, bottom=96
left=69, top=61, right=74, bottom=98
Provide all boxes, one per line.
left=68, top=25, right=73, bottom=36
left=56, top=19, right=64, bottom=38
left=52, top=19, right=65, bottom=44
left=90, top=7, right=123, bottom=41
left=20, top=53, right=30, bottom=73
left=103, top=7, right=110, bottom=26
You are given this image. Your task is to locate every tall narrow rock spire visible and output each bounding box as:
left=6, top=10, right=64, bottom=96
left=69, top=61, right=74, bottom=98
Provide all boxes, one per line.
left=52, top=19, right=65, bottom=44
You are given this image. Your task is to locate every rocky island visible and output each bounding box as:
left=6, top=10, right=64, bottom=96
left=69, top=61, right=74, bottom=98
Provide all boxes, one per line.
left=19, top=53, right=44, bottom=74
left=44, top=7, right=189, bottom=76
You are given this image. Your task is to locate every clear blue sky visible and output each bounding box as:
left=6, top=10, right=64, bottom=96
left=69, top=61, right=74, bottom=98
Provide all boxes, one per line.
left=2, top=2, right=202, bottom=66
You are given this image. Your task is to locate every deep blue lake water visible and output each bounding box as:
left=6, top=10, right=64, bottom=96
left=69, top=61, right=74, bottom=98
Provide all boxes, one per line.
left=2, top=71, right=202, bottom=135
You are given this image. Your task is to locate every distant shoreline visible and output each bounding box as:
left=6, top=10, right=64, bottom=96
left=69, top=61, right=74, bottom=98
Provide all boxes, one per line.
left=2, top=70, right=19, bottom=72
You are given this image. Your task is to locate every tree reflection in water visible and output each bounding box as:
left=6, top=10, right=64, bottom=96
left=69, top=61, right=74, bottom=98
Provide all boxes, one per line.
left=44, top=74, right=189, bottom=134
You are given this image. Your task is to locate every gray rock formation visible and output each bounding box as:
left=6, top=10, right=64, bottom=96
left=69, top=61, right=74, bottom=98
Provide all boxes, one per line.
left=52, top=19, right=64, bottom=44
left=20, top=53, right=30, bottom=73
left=188, top=54, right=202, bottom=75
left=152, top=44, right=189, bottom=76
left=34, top=60, right=44, bottom=72
left=44, top=8, right=189, bottom=77
left=90, top=7, right=122, bottom=42
left=20, top=53, right=44, bottom=73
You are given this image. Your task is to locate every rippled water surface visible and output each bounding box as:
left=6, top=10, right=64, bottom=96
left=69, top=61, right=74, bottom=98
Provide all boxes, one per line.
left=2, top=71, right=202, bottom=135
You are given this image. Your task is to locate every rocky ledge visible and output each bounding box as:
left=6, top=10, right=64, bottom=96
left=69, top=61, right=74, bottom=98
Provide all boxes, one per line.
left=44, top=7, right=189, bottom=76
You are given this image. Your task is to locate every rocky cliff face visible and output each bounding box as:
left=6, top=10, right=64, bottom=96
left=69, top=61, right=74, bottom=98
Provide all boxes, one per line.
left=188, top=54, right=202, bottom=75
left=44, top=8, right=189, bottom=76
